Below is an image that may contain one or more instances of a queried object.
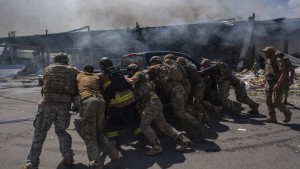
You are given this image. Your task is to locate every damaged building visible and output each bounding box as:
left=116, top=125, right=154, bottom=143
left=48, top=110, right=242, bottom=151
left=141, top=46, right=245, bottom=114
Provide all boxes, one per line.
left=0, top=15, right=300, bottom=75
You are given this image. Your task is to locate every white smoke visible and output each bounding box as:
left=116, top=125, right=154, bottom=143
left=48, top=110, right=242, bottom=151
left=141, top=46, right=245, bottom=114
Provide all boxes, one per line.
left=0, top=0, right=299, bottom=37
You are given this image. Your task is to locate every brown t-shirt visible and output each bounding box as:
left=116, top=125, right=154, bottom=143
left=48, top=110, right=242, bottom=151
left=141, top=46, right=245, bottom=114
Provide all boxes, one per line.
left=76, top=72, right=102, bottom=100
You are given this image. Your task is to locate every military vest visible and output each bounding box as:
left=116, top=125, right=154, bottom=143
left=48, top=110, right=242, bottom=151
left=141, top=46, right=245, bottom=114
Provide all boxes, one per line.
left=43, top=64, right=76, bottom=94
left=105, top=67, right=131, bottom=92
left=42, top=64, right=76, bottom=102
left=265, top=58, right=281, bottom=81
left=162, top=59, right=185, bottom=82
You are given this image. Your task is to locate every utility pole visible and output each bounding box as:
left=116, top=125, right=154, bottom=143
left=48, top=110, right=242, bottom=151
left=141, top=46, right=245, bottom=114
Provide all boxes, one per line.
left=45, top=29, right=50, bottom=66
left=8, top=31, right=16, bottom=64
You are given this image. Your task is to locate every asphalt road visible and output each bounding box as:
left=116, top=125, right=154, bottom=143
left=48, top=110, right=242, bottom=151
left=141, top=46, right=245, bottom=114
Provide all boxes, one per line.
left=0, top=82, right=299, bottom=169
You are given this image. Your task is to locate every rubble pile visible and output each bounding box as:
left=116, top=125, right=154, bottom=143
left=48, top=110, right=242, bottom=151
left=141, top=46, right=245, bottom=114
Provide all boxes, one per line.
left=236, top=67, right=300, bottom=95
left=0, top=77, right=8, bottom=83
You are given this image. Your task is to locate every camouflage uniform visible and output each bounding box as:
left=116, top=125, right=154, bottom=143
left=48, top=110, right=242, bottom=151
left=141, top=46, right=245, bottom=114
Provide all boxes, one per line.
left=177, top=57, right=209, bottom=121
left=148, top=64, right=204, bottom=140
left=214, top=62, right=240, bottom=116
left=282, top=58, right=295, bottom=104
left=229, top=75, right=259, bottom=114
left=202, top=79, right=223, bottom=119
left=76, top=69, right=121, bottom=168
left=200, top=59, right=223, bottom=118
left=129, top=70, right=191, bottom=154
left=23, top=59, right=79, bottom=169
left=282, top=59, right=294, bottom=93
left=264, top=54, right=292, bottom=122
left=163, top=58, right=191, bottom=103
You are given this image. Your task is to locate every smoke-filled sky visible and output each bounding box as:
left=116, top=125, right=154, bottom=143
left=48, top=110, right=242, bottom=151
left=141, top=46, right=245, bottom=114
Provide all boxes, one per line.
left=0, top=0, right=299, bottom=37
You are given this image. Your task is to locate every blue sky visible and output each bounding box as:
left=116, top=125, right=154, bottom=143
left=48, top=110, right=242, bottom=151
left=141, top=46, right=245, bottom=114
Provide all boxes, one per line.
left=0, top=0, right=298, bottom=37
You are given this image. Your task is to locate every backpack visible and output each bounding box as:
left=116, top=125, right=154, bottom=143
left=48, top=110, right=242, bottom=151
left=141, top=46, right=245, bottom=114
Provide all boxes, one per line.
left=43, top=64, right=76, bottom=94
left=162, top=59, right=184, bottom=81
left=103, top=67, right=131, bottom=101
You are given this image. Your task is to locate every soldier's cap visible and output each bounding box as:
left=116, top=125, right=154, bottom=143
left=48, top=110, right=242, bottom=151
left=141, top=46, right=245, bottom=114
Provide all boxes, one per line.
left=275, top=50, right=285, bottom=58
left=201, top=59, right=211, bottom=65
left=261, top=46, right=275, bottom=53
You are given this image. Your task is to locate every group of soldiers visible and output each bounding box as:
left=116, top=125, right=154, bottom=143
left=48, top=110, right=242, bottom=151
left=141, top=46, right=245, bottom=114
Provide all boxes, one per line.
left=22, top=45, right=294, bottom=169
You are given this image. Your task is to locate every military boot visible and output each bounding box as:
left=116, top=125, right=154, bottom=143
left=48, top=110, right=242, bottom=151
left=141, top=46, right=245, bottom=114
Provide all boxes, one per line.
left=61, top=155, right=74, bottom=167
left=283, top=111, right=292, bottom=123
left=21, top=163, right=38, bottom=169
left=177, top=133, right=192, bottom=152
left=233, top=101, right=243, bottom=110
left=248, top=102, right=259, bottom=115
left=146, top=140, right=162, bottom=156
left=262, top=117, right=277, bottom=123
left=107, top=141, right=123, bottom=162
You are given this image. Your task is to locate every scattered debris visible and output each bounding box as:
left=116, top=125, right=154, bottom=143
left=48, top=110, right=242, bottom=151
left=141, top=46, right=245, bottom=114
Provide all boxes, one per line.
left=234, top=65, right=300, bottom=97
left=238, top=128, right=247, bottom=132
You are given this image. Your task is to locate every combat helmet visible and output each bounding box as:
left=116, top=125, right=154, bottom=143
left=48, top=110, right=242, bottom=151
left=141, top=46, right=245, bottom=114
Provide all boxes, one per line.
left=127, top=63, right=140, bottom=73
left=164, top=54, right=177, bottom=60
left=149, top=56, right=163, bottom=65
left=98, top=57, right=113, bottom=70
left=54, top=52, right=69, bottom=65
left=176, top=57, right=188, bottom=65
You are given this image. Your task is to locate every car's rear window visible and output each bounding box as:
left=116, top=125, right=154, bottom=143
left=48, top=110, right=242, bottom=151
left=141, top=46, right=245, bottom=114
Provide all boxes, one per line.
left=121, top=55, right=144, bottom=68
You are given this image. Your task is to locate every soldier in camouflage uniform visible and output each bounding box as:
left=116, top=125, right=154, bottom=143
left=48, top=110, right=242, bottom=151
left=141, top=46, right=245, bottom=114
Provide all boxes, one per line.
left=147, top=56, right=205, bottom=142
left=176, top=57, right=210, bottom=122
left=251, top=59, right=260, bottom=78
left=22, top=53, right=79, bottom=169
left=164, top=54, right=191, bottom=103
left=125, top=64, right=191, bottom=155
left=229, top=75, right=260, bottom=114
left=275, top=51, right=295, bottom=104
left=261, top=46, right=292, bottom=123
left=76, top=64, right=121, bottom=169
left=200, top=59, right=223, bottom=119
left=201, top=59, right=241, bottom=117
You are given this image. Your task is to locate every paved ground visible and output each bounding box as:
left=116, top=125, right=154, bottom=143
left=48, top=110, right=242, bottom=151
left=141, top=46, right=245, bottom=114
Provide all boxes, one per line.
left=0, top=80, right=299, bottom=169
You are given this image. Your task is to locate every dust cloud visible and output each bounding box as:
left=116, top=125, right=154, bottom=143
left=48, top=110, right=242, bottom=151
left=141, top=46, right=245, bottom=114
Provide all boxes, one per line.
left=0, top=0, right=298, bottom=37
